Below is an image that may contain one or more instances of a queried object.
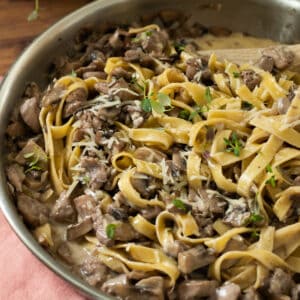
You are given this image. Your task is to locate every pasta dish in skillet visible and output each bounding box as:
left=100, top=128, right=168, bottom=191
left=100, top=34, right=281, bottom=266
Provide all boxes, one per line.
left=5, top=12, right=300, bottom=299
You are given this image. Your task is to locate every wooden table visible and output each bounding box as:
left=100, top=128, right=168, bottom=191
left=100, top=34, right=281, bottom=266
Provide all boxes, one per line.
left=0, top=0, right=92, bottom=75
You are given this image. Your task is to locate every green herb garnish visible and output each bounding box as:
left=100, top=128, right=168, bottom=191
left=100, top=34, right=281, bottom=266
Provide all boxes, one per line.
left=266, top=164, right=273, bottom=173
left=188, top=105, right=209, bottom=121
left=178, top=110, right=190, bottom=120
left=241, top=101, right=253, bottom=110
left=106, top=224, right=116, bottom=239
left=172, top=199, right=187, bottom=212
left=251, top=230, right=260, bottom=239
left=81, top=175, right=90, bottom=185
left=132, top=31, right=152, bottom=43
left=70, top=69, right=77, bottom=77
left=233, top=72, right=240, bottom=78
left=141, top=98, right=152, bottom=112
left=224, top=132, right=243, bottom=156
left=174, top=42, right=185, bottom=53
left=141, top=93, right=172, bottom=114
left=27, top=0, right=39, bottom=22
left=24, top=151, right=42, bottom=173
left=266, top=175, right=277, bottom=188
left=249, top=213, right=264, bottom=223
left=204, top=87, right=212, bottom=103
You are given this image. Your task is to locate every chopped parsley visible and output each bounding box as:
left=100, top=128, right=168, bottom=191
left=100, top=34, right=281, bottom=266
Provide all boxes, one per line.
left=28, top=0, right=39, bottom=21
left=81, top=175, right=90, bottom=185
left=266, top=175, right=277, bottom=188
left=141, top=93, right=172, bottom=114
left=233, top=71, right=240, bottom=78
left=224, top=132, right=244, bottom=156
left=132, top=31, right=152, bottom=43
left=178, top=110, right=190, bottom=120
left=188, top=105, right=209, bottom=121
left=249, top=213, right=264, bottom=223
left=106, top=224, right=116, bottom=239
left=172, top=199, right=187, bottom=212
left=204, top=87, right=212, bottom=103
left=174, top=42, right=185, bottom=53
left=265, top=164, right=277, bottom=187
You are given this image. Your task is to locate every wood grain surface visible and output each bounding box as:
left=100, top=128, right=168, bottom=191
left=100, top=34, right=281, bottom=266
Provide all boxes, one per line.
left=0, top=0, right=92, bottom=75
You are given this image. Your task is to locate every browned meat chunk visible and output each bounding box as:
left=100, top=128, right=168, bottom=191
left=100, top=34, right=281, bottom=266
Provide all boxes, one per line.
left=136, top=276, right=164, bottom=300
left=108, top=29, right=125, bottom=50
left=241, top=70, right=261, bottom=91
left=268, top=268, right=294, bottom=297
left=172, top=150, right=186, bottom=172
left=189, top=189, right=227, bottom=218
left=111, top=67, right=133, bottom=80
left=73, top=194, right=97, bottom=219
left=17, top=193, right=48, bottom=227
left=216, top=282, right=241, bottom=300
left=178, top=245, right=215, bottom=274
left=141, top=30, right=169, bottom=57
left=108, top=206, right=128, bottom=221
left=257, top=55, right=274, bottom=72
left=80, top=157, right=109, bottom=190
left=114, top=222, right=139, bottom=242
left=6, top=164, right=25, bottom=192
left=66, top=217, right=93, bottom=240
left=141, top=206, right=162, bottom=220
left=262, top=46, right=294, bottom=70
left=63, top=88, right=88, bottom=117
left=185, top=58, right=211, bottom=83
left=164, top=240, right=187, bottom=258
left=102, top=274, right=136, bottom=298
left=6, top=121, right=26, bottom=138
left=80, top=255, right=108, bottom=286
left=82, top=71, right=106, bottom=80
left=50, top=191, right=76, bottom=223
left=223, top=198, right=250, bottom=227
left=122, top=103, right=145, bottom=128
left=124, top=48, right=155, bottom=68
left=42, top=85, right=65, bottom=106
left=20, top=97, right=41, bottom=133
left=178, top=280, right=219, bottom=299
left=131, top=173, right=158, bottom=199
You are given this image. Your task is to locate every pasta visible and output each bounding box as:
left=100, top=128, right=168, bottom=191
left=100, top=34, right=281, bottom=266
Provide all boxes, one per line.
left=5, top=16, right=300, bottom=300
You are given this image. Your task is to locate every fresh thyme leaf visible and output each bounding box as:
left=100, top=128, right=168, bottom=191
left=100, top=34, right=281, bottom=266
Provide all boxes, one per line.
left=251, top=230, right=260, bottom=239
left=178, top=110, right=190, bottom=120
left=188, top=111, right=199, bottom=121
left=249, top=213, right=264, bottom=223
left=106, top=224, right=116, bottom=239
left=145, top=31, right=152, bottom=37
left=172, top=199, right=187, bottom=211
left=204, top=87, right=212, bottom=103
left=25, top=165, right=42, bottom=173
left=266, top=164, right=273, bottom=173
left=27, top=0, right=39, bottom=22
left=150, top=99, right=165, bottom=114
left=81, top=175, right=90, bottom=185
left=266, top=175, right=277, bottom=188
left=233, top=71, right=240, bottom=78
left=174, top=42, right=185, bottom=53
left=70, top=69, right=77, bottom=77
left=141, top=98, right=152, bottom=112
left=224, top=132, right=243, bottom=156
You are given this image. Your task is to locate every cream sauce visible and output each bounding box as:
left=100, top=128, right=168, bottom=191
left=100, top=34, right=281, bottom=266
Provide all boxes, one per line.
left=196, top=32, right=277, bottom=50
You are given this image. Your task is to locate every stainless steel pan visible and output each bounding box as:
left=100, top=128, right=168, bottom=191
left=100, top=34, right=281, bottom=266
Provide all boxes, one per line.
left=1, top=0, right=300, bottom=298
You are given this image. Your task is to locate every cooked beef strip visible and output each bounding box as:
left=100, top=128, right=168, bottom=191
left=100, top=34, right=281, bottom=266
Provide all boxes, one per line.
left=241, top=287, right=262, bottom=300
left=66, top=217, right=94, bottom=240
left=73, top=194, right=97, bottom=219
left=241, top=69, right=261, bottom=91
left=63, top=88, right=88, bottom=118
left=6, top=163, right=25, bottom=192
left=42, top=84, right=65, bottom=106
left=134, top=146, right=167, bottom=163
left=108, top=206, right=129, bottom=221
left=135, top=276, right=165, bottom=300
left=102, top=274, right=137, bottom=298
left=267, top=268, right=294, bottom=297
left=257, top=55, right=274, bottom=72
left=177, top=280, right=219, bottom=300
left=216, top=282, right=241, bottom=300
left=50, top=191, right=76, bottom=223
left=6, top=121, right=27, bottom=138
left=178, top=245, right=216, bottom=274
left=80, top=255, right=108, bottom=286
left=17, top=193, right=49, bottom=227
left=140, top=30, right=169, bottom=57
left=20, top=97, right=41, bottom=133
